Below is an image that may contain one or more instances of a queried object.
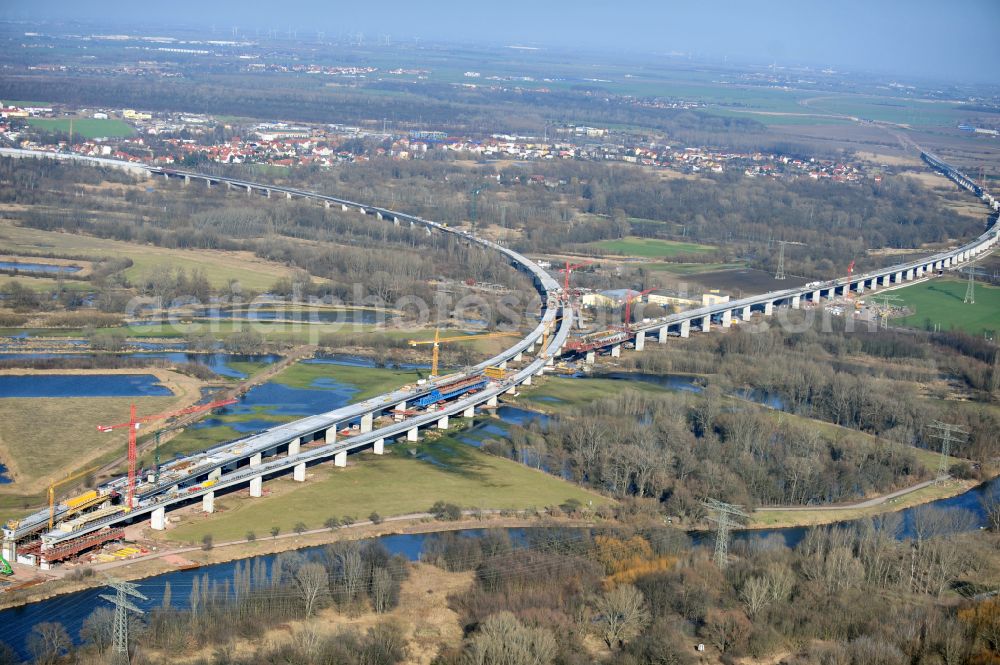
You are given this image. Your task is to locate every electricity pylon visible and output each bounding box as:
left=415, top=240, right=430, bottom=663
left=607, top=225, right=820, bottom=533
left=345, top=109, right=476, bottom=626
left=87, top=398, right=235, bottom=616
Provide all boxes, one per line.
left=964, top=268, right=975, bottom=304
left=871, top=293, right=902, bottom=329
left=775, top=241, right=787, bottom=280
left=100, top=578, right=148, bottom=665
left=926, top=421, right=968, bottom=484
left=702, top=498, right=749, bottom=568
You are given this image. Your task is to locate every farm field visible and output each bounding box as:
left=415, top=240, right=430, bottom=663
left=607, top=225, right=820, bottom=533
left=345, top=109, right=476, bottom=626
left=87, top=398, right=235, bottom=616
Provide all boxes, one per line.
left=0, top=221, right=298, bottom=291
left=893, top=277, right=1000, bottom=336
left=587, top=236, right=715, bottom=258
left=161, top=434, right=610, bottom=544
left=25, top=117, right=137, bottom=138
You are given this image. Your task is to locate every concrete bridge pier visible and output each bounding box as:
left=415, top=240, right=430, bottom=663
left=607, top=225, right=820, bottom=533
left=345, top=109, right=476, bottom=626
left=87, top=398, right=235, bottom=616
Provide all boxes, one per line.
left=265, top=189, right=271, bottom=199
left=513, top=351, right=523, bottom=362
left=437, top=415, right=449, bottom=429
left=680, top=319, right=690, bottom=338
left=522, top=374, right=532, bottom=386
left=463, top=406, right=475, bottom=418
left=250, top=452, right=262, bottom=467
left=360, top=412, right=373, bottom=434
left=407, top=427, right=419, bottom=442
left=202, top=491, right=215, bottom=513
left=151, top=507, right=166, bottom=530
left=208, top=468, right=222, bottom=481
left=498, top=360, right=508, bottom=370
left=334, top=451, right=347, bottom=467
left=764, top=301, right=774, bottom=316
left=250, top=476, right=262, bottom=497
left=546, top=356, right=555, bottom=366
left=895, top=271, right=903, bottom=284
left=811, top=290, right=821, bottom=303
left=395, top=401, right=406, bottom=413
left=288, top=439, right=300, bottom=457
left=373, top=438, right=385, bottom=455
left=505, top=385, right=517, bottom=395
left=881, top=274, right=891, bottom=287
left=342, top=204, right=350, bottom=211
left=856, top=282, right=864, bottom=295
left=721, top=310, right=732, bottom=328
left=324, top=200, right=331, bottom=208
left=184, top=175, right=190, bottom=185
left=635, top=331, right=645, bottom=351
left=741, top=306, right=751, bottom=322
left=326, top=428, right=337, bottom=445
left=286, top=191, right=292, bottom=200
left=487, top=395, right=498, bottom=407
left=611, top=344, right=621, bottom=358
left=906, top=268, right=915, bottom=280
left=701, top=315, right=711, bottom=332
left=246, top=185, right=252, bottom=196
left=658, top=326, right=668, bottom=343
left=293, top=462, right=306, bottom=482
left=791, top=295, right=801, bottom=309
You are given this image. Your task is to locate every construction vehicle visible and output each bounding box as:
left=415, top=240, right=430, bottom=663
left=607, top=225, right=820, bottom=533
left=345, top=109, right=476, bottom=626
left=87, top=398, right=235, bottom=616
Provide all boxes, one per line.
left=408, top=329, right=520, bottom=378
left=484, top=366, right=506, bottom=380
left=97, top=397, right=237, bottom=512
left=0, top=554, right=11, bottom=575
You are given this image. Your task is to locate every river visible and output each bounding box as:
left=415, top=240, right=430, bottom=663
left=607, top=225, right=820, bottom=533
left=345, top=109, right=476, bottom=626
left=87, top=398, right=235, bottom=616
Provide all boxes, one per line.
left=0, top=474, right=996, bottom=657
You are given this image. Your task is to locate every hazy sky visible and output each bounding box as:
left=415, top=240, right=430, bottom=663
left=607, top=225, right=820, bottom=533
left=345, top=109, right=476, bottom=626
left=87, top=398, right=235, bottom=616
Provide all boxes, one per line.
left=7, top=0, right=1000, bottom=83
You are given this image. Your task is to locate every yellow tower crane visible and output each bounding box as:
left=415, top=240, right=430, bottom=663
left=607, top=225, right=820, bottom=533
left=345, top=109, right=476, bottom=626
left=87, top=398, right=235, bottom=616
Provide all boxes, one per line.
left=48, top=466, right=99, bottom=530
left=408, top=329, right=521, bottom=378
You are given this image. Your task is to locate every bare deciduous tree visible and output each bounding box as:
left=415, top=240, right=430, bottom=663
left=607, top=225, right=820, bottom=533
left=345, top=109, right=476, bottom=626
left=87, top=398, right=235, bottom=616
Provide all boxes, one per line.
left=593, top=584, right=650, bottom=650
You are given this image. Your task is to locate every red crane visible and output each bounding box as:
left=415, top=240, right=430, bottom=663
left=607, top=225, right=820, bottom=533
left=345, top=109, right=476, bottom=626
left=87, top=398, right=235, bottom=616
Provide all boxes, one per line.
left=97, top=397, right=237, bottom=511
left=846, top=260, right=856, bottom=299
left=622, top=287, right=657, bottom=332
left=558, top=260, right=593, bottom=302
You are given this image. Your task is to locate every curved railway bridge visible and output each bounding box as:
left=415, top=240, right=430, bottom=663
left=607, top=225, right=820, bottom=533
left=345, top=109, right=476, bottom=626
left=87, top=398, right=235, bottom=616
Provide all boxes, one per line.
left=0, top=148, right=995, bottom=566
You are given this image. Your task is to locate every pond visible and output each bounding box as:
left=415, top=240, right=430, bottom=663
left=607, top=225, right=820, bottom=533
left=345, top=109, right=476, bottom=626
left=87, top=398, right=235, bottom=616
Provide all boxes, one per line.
left=0, top=261, right=81, bottom=274
left=0, top=374, right=172, bottom=398
left=582, top=371, right=788, bottom=410
left=0, top=352, right=279, bottom=380
left=1, top=474, right=997, bottom=658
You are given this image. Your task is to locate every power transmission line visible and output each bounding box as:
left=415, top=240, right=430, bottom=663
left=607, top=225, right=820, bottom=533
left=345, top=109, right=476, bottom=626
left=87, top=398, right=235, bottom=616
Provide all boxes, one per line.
left=926, top=421, right=968, bottom=484
left=775, top=241, right=787, bottom=280
left=965, top=267, right=976, bottom=304
left=99, top=578, right=148, bottom=665
left=702, top=498, right=749, bottom=568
